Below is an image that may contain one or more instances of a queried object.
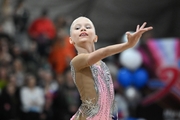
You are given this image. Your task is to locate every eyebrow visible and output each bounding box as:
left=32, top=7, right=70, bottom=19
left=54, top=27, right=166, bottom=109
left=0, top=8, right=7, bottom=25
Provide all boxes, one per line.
left=74, top=23, right=92, bottom=27
left=74, top=24, right=81, bottom=27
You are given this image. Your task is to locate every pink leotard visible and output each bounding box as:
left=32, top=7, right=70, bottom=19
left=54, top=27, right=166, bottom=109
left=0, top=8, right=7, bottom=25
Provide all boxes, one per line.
left=70, top=54, right=117, bottom=120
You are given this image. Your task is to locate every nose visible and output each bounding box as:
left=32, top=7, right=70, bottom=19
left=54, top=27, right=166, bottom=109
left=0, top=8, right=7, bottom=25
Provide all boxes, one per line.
left=81, top=28, right=86, bottom=31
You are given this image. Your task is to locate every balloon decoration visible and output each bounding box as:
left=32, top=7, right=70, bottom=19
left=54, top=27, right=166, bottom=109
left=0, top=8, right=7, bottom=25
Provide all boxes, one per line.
left=118, top=35, right=148, bottom=89
left=117, top=68, right=149, bottom=89
left=124, top=86, right=141, bottom=107
left=125, top=87, right=139, bottom=101
left=119, top=49, right=143, bottom=71
left=117, top=68, right=133, bottom=88
left=133, top=68, right=149, bottom=89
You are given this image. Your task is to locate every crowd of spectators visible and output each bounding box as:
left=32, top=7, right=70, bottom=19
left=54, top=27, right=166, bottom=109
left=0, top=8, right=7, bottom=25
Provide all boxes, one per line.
left=0, top=0, right=79, bottom=120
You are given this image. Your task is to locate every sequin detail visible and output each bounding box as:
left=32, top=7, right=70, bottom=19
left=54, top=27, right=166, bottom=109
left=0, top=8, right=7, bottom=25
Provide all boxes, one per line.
left=70, top=62, right=76, bottom=84
left=70, top=61, right=117, bottom=120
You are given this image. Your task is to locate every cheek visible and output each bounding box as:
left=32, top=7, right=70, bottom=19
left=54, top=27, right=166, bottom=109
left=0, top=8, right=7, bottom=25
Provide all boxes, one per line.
left=89, top=31, right=96, bottom=39
left=71, top=33, right=78, bottom=40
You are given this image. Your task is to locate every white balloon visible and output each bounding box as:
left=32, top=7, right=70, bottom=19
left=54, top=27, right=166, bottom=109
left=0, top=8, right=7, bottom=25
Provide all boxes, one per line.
left=119, top=49, right=142, bottom=70
left=125, top=87, right=138, bottom=100
left=124, top=86, right=141, bottom=107
left=122, top=31, right=140, bottom=49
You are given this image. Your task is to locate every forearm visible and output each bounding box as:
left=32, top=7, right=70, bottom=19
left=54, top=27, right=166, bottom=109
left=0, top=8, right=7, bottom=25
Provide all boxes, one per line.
left=102, top=42, right=131, bottom=57
left=88, top=42, right=131, bottom=65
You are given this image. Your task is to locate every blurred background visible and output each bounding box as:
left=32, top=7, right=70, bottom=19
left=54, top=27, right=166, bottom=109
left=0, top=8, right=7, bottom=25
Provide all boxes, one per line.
left=0, top=0, right=179, bottom=120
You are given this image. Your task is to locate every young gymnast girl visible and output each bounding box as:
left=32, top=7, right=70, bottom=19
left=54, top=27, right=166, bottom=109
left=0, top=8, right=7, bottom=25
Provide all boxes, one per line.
left=69, top=16, right=153, bottom=120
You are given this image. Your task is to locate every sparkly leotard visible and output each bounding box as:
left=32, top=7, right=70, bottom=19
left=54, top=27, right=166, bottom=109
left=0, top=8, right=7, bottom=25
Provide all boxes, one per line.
left=70, top=54, right=116, bottom=120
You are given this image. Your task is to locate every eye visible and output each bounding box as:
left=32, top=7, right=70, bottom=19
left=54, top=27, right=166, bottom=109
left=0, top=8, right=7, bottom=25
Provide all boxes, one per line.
left=75, top=25, right=81, bottom=30
left=75, top=27, right=80, bottom=30
left=86, top=25, right=91, bottom=29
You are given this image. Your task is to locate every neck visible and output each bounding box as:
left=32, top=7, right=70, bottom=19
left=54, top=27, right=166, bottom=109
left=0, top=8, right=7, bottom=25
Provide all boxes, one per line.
left=76, top=43, right=95, bottom=54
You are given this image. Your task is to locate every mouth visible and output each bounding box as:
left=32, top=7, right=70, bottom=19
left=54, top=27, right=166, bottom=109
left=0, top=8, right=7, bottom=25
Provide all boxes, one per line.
left=79, top=32, right=88, bottom=37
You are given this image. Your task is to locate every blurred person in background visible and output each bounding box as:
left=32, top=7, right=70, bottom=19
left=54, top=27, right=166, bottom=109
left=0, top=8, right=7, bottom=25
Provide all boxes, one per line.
left=54, top=15, right=68, bottom=33
left=0, top=73, right=21, bottom=120
left=114, top=87, right=129, bottom=120
left=39, top=69, right=58, bottom=93
left=12, top=58, right=26, bottom=87
left=0, top=37, right=12, bottom=66
left=13, top=0, right=29, bottom=34
left=38, top=69, right=58, bottom=120
left=28, top=8, right=56, bottom=58
left=12, top=0, right=30, bottom=51
left=10, top=43, right=23, bottom=59
left=0, top=0, right=15, bottom=36
left=0, top=22, right=14, bottom=56
left=52, top=73, right=70, bottom=120
left=64, top=67, right=80, bottom=119
left=20, top=74, right=45, bottom=120
left=0, top=0, right=12, bottom=18
left=0, top=25, right=12, bottom=39
left=22, top=41, right=41, bottom=74
left=48, top=16, right=76, bottom=75
left=0, top=21, right=13, bottom=43
left=0, top=66, right=9, bottom=94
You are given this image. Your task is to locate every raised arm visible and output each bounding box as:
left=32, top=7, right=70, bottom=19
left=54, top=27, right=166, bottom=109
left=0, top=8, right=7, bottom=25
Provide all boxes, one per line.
left=87, top=22, right=153, bottom=66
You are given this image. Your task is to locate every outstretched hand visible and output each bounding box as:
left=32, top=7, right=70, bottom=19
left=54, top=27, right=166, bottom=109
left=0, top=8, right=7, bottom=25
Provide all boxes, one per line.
left=126, top=22, right=153, bottom=47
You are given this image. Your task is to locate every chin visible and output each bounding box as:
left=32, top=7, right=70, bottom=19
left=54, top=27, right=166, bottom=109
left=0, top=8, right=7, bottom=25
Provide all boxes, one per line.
left=79, top=38, right=90, bottom=42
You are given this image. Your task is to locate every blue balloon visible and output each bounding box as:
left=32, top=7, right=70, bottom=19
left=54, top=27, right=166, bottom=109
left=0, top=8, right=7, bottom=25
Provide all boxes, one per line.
left=117, top=68, right=133, bottom=88
left=133, top=68, right=149, bottom=89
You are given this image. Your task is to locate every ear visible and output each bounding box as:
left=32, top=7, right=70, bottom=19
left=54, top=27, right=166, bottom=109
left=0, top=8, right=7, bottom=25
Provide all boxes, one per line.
left=93, top=35, right=98, bottom=43
left=69, top=37, right=75, bottom=44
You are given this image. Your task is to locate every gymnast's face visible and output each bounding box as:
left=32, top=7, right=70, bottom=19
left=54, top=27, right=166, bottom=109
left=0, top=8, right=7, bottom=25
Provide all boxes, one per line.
left=70, top=17, right=97, bottom=47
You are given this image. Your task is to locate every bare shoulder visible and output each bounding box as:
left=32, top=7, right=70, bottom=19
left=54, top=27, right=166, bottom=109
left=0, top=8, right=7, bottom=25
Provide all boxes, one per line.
left=70, top=53, right=90, bottom=71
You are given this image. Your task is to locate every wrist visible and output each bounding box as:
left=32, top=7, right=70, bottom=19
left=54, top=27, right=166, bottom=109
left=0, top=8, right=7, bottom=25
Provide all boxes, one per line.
left=124, top=42, right=133, bottom=48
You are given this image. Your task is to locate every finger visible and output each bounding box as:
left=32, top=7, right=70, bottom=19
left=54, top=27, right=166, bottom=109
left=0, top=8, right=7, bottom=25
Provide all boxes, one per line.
left=140, top=22, right=147, bottom=29
left=126, top=32, right=132, bottom=38
left=135, top=29, right=148, bottom=35
left=138, top=27, right=153, bottom=33
left=126, top=32, right=131, bottom=35
left=146, top=26, right=153, bottom=30
left=136, top=25, right=140, bottom=31
left=139, top=29, right=148, bottom=34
